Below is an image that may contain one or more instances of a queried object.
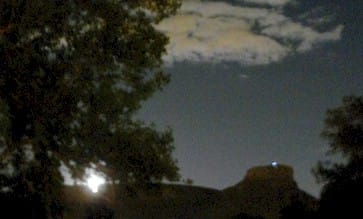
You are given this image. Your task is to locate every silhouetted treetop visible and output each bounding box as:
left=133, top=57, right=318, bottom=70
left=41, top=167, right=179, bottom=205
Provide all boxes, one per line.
left=314, top=95, right=363, bottom=219
left=321, top=96, right=363, bottom=161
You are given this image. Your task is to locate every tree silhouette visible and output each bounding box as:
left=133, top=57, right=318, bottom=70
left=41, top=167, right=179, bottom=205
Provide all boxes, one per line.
left=314, top=95, right=363, bottom=218
left=0, top=1, right=181, bottom=218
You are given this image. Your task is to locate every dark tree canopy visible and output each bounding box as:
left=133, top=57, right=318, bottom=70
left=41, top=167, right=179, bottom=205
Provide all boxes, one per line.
left=0, top=0, right=181, bottom=218
left=314, top=95, right=363, bottom=218
left=315, top=96, right=363, bottom=181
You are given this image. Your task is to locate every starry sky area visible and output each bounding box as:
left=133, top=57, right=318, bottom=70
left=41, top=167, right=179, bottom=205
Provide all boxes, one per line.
left=138, top=0, right=362, bottom=197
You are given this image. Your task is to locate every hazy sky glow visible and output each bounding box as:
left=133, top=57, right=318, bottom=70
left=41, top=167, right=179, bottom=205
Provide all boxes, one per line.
left=139, top=0, right=363, bottom=198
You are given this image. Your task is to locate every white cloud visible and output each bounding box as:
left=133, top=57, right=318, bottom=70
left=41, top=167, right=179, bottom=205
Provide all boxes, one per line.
left=262, top=22, right=343, bottom=51
left=240, top=0, right=290, bottom=7
left=157, top=0, right=343, bottom=65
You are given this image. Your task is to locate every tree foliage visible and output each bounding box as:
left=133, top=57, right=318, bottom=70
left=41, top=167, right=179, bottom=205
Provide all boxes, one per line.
left=0, top=0, right=181, bottom=218
left=314, top=95, right=363, bottom=218
left=315, top=96, right=363, bottom=181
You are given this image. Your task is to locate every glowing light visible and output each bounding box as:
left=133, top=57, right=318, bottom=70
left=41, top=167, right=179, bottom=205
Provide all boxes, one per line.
left=271, top=161, right=278, bottom=167
left=86, top=173, right=105, bottom=193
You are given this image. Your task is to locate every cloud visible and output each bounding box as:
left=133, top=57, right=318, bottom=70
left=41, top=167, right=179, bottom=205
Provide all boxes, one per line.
left=239, top=0, right=290, bottom=7
left=156, top=0, right=343, bottom=66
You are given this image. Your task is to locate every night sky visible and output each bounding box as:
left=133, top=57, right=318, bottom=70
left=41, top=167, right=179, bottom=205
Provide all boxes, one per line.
left=138, top=0, right=362, bottom=197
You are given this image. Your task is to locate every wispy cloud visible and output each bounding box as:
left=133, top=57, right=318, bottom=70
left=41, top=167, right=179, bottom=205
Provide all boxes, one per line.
left=239, top=0, right=290, bottom=7
left=156, top=0, right=343, bottom=66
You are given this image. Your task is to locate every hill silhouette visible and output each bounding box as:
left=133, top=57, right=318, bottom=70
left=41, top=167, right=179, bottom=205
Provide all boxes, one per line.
left=222, top=164, right=317, bottom=219
left=63, top=164, right=317, bottom=219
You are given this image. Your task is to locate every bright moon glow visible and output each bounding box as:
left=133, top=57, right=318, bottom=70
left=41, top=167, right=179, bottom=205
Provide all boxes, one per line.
left=86, top=173, right=105, bottom=193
